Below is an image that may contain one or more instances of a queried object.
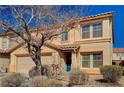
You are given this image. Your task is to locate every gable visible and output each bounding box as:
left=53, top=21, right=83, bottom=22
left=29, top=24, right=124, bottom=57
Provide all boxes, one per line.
left=11, top=43, right=58, bottom=56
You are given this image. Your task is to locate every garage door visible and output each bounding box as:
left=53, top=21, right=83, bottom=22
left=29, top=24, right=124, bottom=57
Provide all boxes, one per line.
left=17, top=57, right=35, bottom=74
left=16, top=53, right=53, bottom=74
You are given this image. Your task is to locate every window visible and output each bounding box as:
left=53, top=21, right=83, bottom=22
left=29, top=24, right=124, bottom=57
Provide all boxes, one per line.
left=82, top=54, right=90, bottom=67
left=93, top=23, right=102, bottom=37
left=62, top=32, right=68, bottom=41
left=117, top=53, right=124, bottom=57
left=81, top=52, right=103, bottom=68
left=82, top=25, right=90, bottom=39
left=2, top=37, right=7, bottom=49
left=93, top=53, right=103, bottom=67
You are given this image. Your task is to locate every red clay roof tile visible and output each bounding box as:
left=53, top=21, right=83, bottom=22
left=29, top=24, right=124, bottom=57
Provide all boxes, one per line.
left=113, top=48, right=124, bottom=53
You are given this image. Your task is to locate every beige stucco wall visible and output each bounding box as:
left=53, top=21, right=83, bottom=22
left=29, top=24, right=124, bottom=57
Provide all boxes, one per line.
left=0, top=58, right=9, bottom=72
left=0, top=37, right=9, bottom=49
left=51, top=17, right=113, bottom=44
left=113, top=53, right=124, bottom=60
left=9, top=44, right=66, bottom=73
left=0, top=53, right=10, bottom=72
left=61, top=18, right=113, bottom=66
left=0, top=37, right=2, bottom=49
left=9, top=15, right=113, bottom=74
left=9, top=37, right=18, bottom=49
left=79, top=41, right=112, bottom=66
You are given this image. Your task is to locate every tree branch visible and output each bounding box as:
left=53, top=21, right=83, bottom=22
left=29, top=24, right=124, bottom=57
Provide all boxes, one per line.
left=27, top=8, right=34, bottom=25
left=1, top=23, right=29, bottom=42
left=11, top=6, right=31, bottom=41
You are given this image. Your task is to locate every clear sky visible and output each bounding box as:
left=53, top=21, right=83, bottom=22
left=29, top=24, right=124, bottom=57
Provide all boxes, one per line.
left=83, top=5, right=124, bottom=48
left=0, top=5, right=124, bottom=48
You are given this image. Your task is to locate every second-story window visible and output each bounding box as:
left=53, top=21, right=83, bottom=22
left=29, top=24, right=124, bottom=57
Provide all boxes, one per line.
left=2, top=37, right=8, bottom=49
left=82, top=25, right=90, bottom=39
left=62, top=32, right=68, bottom=41
left=93, top=23, right=102, bottom=38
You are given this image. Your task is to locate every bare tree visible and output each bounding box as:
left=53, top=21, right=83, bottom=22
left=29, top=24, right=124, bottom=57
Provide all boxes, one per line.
left=0, top=5, right=83, bottom=75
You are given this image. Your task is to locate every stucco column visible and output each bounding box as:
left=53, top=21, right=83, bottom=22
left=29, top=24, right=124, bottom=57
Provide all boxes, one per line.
left=9, top=55, right=16, bottom=72
left=71, top=51, right=78, bottom=68
left=90, top=25, right=93, bottom=39
left=53, top=51, right=58, bottom=64
left=90, top=54, right=93, bottom=68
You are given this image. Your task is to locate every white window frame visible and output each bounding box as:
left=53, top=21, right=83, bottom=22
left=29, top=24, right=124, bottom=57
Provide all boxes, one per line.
left=81, top=52, right=103, bottom=68
left=82, top=25, right=90, bottom=39
left=2, top=36, right=8, bottom=49
left=62, top=32, right=68, bottom=41
left=93, top=23, right=103, bottom=38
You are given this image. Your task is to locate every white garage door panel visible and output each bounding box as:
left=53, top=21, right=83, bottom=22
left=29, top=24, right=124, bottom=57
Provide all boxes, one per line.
left=17, top=57, right=35, bottom=74
left=17, top=55, right=53, bottom=74
left=41, top=56, right=53, bottom=65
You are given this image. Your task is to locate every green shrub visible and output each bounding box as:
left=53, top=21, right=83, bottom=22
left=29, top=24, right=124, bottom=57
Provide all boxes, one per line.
left=100, top=65, right=123, bottom=82
left=69, top=68, right=89, bottom=86
left=29, top=65, right=52, bottom=78
left=29, top=66, right=39, bottom=78
left=122, top=67, right=124, bottom=75
left=1, top=73, right=24, bottom=87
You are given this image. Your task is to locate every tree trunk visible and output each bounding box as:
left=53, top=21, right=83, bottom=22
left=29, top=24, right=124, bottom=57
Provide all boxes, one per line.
left=28, top=44, right=42, bottom=76
left=35, top=48, right=42, bottom=75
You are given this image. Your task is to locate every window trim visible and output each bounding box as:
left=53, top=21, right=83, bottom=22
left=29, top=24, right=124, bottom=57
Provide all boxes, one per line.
left=82, top=24, right=90, bottom=39
left=82, top=54, right=90, bottom=68
left=81, top=21, right=103, bottom=40
left=93, top=52, right=103, bottom=68
left=93, top=22, right=103, bottom=38
left=80, top=51, right=103, bottom=68
left=62, top=32, right=68, bottom=41
left=2, top=36, right=8, bottom=49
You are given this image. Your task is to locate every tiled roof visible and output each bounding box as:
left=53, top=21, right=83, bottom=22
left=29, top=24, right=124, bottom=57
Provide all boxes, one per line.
left=0, top=12, right=113, bottom=53
left=113, top=48, right=124, bottom=53
left=78, top=11, right=114, bottom=21
left=0, top=42, right=25, bottom=54
left=0, top=42, right=79, bottom=54
left=44, top=42, right=61, bottom=50
left=58, top=44, right=80, bottom=51
left=0, top=49, right=10, bottom=54
left=44, top=42, right=80, bottom=51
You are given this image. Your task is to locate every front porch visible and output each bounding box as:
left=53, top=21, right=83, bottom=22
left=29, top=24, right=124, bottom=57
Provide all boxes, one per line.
left=60, top=44, right=101, bottom=74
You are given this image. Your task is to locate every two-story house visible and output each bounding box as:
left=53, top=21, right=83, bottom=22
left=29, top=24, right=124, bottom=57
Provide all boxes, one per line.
left=113, top=48, right=124, bottom=66
left=0, top=12, right=114, bottom=74
left=0, top=36, right=10, bottom=72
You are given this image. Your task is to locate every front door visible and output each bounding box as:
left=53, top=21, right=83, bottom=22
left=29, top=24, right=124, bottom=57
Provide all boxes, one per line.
left=66, top=52, right=72, bottom=72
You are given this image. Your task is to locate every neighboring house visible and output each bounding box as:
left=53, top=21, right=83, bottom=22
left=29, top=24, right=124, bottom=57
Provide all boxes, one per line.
left=0, top=12, right=114, bottom=75
left=113, top=48, right=124, bottom=66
